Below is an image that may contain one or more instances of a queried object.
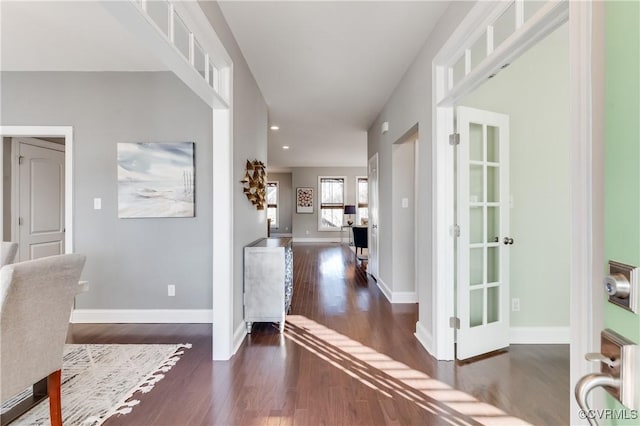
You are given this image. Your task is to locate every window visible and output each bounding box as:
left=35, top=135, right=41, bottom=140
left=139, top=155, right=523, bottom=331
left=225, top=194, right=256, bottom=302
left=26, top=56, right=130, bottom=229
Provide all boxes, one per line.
left=356, top=177, right=368, bottom=226
left=318, top=176, right=345, bottom=231
left=266, top=181, right=278, bottom=228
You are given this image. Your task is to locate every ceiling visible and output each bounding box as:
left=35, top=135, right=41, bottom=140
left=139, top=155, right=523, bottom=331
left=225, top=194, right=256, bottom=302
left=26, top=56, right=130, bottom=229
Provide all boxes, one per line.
left=0, top=1, right=166, bottom=71
left=2, top=0, right=451, bottom=170
left=218, top=1, right=450, bottom=170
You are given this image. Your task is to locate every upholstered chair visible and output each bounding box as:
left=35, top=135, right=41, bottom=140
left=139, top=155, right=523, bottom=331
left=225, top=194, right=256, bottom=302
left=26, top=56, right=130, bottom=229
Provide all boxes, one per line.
left=0, top=242, right=18, bottom=267
left=0, top=254, right=86, bottom=426
left=352, top=226, right=368, bottom=258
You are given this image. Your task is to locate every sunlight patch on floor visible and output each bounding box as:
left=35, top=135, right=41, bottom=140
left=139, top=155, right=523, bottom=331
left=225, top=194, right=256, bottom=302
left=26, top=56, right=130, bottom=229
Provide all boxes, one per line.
left=285, top=315, right=531, bottom=426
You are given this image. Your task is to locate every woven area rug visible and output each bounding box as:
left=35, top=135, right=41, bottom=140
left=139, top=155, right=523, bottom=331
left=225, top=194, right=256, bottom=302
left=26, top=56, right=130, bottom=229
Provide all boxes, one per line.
left=2, top=343, right=191, bottom=426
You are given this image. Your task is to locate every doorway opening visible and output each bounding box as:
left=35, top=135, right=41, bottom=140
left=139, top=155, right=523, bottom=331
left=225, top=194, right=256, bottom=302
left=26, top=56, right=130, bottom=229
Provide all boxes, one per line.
left=452, top=22, right=570, bottom=360
left=391, top=128, right=418, bottom=302
left=0, top=126, right=74, bottom=256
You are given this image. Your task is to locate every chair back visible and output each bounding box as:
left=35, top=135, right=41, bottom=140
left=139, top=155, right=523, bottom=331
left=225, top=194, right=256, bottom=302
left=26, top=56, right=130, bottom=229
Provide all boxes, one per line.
left=0, top=254, right=86, bottom=401
left=1, top=242, right=18, bottom=267
left=352, top=226, right=368, bottom=249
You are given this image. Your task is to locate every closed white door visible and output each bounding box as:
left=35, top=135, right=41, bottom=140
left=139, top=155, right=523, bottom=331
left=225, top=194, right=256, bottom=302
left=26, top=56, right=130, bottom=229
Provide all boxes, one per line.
left=456, top=107, right=510, bottom=360
left=368, top=153, right=379, bottom=278
left=17, top=138, right=65, bottom=261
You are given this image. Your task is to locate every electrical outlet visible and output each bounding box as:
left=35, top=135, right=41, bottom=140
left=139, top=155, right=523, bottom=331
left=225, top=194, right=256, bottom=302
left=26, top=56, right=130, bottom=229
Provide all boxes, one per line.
left=93, top=198, right=102, bottom=210
left=306, top=230, right=310, bottom=235
left=168, top=285, right=176, bottom=297
left=512, top=298, right=520, bottom=312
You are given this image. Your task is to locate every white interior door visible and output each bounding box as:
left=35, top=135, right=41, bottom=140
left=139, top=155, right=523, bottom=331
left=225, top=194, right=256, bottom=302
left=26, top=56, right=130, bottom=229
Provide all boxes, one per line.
left=456, top=107, right=510, bottom=360
left=368, top=153, right=379, bottom=278
left=16, top=138, right=65, bottom=261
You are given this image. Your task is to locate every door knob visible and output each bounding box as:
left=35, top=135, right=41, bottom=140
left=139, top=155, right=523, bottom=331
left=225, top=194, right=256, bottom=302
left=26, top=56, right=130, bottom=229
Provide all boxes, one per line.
left=503, top=237, right=514, bottom=245
left=604, top=273, right=630, bottom=298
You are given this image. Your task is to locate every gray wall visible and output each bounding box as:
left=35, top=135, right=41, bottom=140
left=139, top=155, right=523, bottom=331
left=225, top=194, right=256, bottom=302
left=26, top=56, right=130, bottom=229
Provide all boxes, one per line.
left=199, top=1, right=269, bottom=330
left=267, top=172, right=292, bottom=235
left=367, top=2, right=473, bottom=319
left=291, top=167, right=367, bottom=239
left=460, top=24, right=570, bottom=327
left=1, top=71, right=213, bottom=309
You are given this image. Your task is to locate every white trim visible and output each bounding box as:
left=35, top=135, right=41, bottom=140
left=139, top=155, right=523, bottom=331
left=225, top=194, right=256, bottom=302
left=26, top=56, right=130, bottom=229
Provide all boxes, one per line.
left=0, top=126, right=74, bottom=255
left=509, top=327, right=570, bottom=344
left=100, top=0, right=228, bottom=109
left=70, top=309, right=213, bottom=323
left=569, top=2, right=602, bottom=424
left=375, top=278, right=416, bottom=304
left=415, top=320, right=434, bottom=355
left=212, top=107, right=233, bottom=360
left=232, top=322, right=247, bottom=354
left=292, top=237, right=341, bottom=243
left=317, top=175, right=346, bottom=232
left=377, top=277, right=393, bottom=302
left=355, top=175, right=368, bottom=226
left=392, top=291, right=418, bottom=304
left=271, top=233, right=293, bottom=238
left=267, top=180, right=279, bottom=228
left=441, top=1, right=569, bottom=107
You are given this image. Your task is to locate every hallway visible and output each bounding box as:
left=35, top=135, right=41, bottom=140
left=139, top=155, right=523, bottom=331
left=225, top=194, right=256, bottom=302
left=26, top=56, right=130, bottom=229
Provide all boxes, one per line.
left=70, top=243, right=568, bottom=425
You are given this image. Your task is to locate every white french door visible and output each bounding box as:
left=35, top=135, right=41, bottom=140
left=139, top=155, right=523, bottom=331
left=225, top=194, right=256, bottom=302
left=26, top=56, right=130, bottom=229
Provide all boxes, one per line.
left=456, top=106, right=510, bottom=360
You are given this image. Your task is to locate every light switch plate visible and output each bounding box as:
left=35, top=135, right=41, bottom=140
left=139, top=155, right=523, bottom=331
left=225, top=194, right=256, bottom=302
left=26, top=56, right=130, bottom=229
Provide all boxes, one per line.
left=402, top=198, right=409, bottom=208
left=93, top=198, right=102, bottom=210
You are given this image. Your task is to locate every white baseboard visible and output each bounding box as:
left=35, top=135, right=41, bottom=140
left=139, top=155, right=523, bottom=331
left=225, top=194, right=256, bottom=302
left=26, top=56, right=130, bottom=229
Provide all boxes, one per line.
left=292, top=237, right=341, bottom=243
left=415, top=320, right=435, bottom=356
left=392, top=291, right=418, bottom=303
left=271, top=232, right=293, bottom=237
left=71, top=309, right=213, bottom=323
left=509, top=326, right=570, bottom=344
left=375, top=278, right=418, bottom=303
left=233, top=322, right=247, bottom=354
left=376, top=277, right=393, bottom=302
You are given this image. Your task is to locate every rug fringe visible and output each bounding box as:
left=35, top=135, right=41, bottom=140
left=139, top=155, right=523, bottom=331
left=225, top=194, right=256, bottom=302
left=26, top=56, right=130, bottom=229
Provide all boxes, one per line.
left=98, top=343, right=192, bottom=425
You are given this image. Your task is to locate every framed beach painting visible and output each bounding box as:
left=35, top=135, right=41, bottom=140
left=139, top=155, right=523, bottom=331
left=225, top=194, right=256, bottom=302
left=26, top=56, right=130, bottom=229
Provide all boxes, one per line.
left=296, top=187, right=314, bottom=213
left=117, top=142, right=195, bottom=218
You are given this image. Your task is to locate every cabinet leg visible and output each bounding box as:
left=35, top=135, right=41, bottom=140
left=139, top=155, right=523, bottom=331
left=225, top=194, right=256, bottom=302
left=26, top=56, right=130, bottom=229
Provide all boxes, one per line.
left=246, top=322, right=253, bottom=334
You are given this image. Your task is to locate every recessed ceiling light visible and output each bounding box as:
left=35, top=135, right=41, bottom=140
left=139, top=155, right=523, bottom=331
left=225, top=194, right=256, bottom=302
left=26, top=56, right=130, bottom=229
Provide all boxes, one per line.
left=270, top=125, right=280, bottom=130
left=282, top=145, right=290, bottom=150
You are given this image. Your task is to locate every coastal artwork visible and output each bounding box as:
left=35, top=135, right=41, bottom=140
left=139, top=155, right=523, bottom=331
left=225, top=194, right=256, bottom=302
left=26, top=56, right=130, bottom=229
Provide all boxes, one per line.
left=117, top=142, right=195, bottom=218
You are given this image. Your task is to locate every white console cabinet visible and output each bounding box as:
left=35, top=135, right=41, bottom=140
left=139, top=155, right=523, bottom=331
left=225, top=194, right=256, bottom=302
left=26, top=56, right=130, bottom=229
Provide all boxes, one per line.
left=243, top=237, right=293, bottom=333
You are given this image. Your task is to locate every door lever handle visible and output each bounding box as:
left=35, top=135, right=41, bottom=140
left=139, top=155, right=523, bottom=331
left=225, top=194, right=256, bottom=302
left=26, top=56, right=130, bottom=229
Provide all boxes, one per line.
left=585, top=352, right=619, bottom=368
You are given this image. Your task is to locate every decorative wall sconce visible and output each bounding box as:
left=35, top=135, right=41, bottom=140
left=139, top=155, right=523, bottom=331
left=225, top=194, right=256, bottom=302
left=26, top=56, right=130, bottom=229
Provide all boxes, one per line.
left=241, top=159, right=266, bottom=210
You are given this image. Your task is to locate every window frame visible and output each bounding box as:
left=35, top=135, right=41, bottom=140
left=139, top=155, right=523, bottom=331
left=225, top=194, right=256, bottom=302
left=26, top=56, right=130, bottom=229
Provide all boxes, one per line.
left=266, top=181, right=279, bottom=228
left=317, top=175, right=346, bottom=231
left=355, top=176, right=368, bottom=226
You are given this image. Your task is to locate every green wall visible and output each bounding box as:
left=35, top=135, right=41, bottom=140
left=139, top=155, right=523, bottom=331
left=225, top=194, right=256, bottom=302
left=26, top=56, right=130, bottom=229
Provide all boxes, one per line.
left=604, top=0, right=640, bottom=421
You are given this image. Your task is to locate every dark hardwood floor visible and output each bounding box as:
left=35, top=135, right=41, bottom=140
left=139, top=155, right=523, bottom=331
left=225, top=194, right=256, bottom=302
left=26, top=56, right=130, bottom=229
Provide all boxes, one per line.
left=66, top=243, right=569, bottom=425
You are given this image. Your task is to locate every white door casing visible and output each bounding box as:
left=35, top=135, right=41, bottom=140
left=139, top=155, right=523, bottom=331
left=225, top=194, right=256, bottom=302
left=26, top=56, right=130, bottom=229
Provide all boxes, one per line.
left=456, top=106, right=510, bottom=360
left=14, top=138, right=65, bottom=261
left=368, top=153, right=379, bottom=278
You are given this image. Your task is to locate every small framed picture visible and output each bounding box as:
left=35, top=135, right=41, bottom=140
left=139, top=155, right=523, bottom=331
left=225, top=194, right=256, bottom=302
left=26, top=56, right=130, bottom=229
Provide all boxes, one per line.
left=296, top=187, right=314, bottom=213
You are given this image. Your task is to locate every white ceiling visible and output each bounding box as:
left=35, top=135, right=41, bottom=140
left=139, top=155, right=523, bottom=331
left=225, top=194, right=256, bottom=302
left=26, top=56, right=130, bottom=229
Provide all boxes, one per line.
left=1, top=0, right=451, bottom=170
left=218, top=1, right=450, bottom=170
left=0, top=1, right=166, bottom=71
